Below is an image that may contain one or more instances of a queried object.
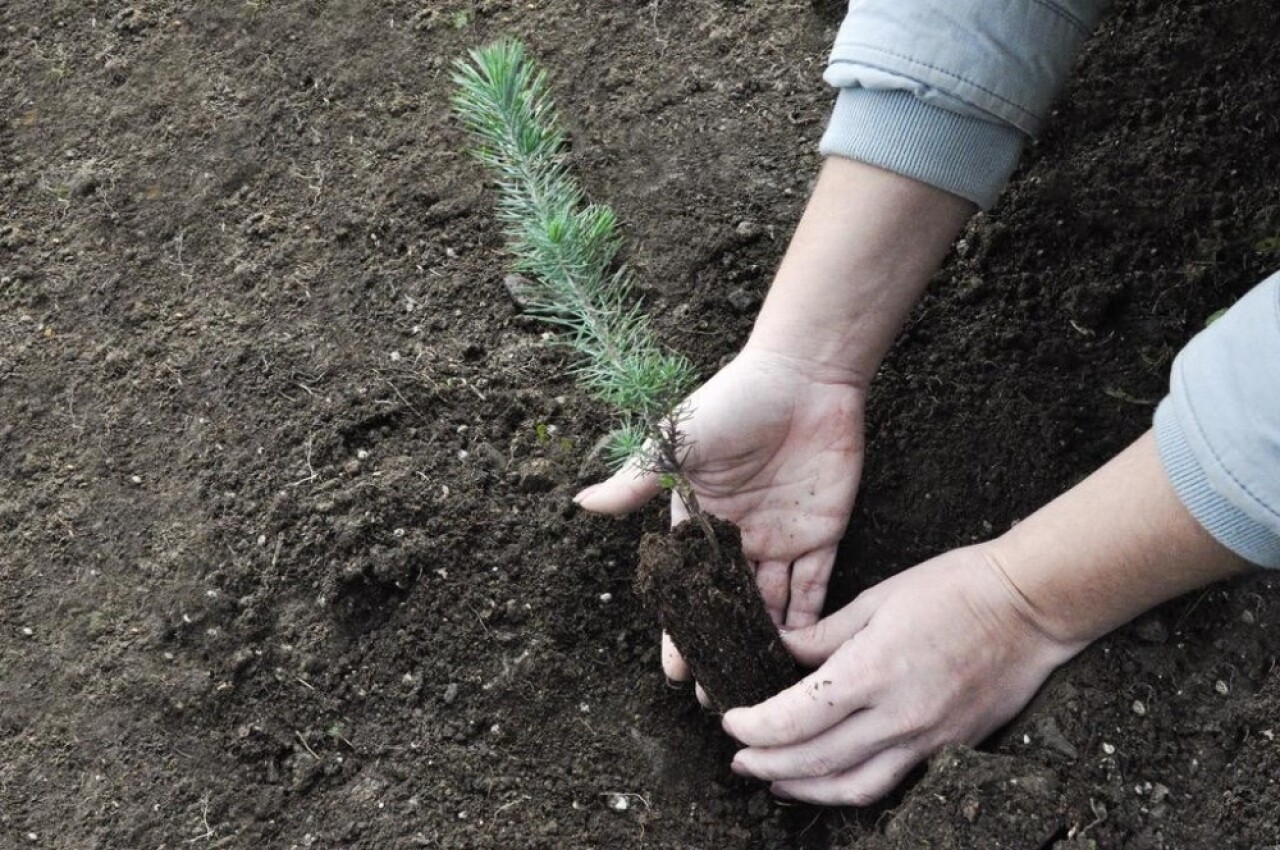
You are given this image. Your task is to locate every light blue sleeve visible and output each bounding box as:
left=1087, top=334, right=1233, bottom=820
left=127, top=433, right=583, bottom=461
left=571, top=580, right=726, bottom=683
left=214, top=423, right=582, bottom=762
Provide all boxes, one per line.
left=819, top=0, right=1112, bottom=208
left=1154, top=273, right=1280, bottom=568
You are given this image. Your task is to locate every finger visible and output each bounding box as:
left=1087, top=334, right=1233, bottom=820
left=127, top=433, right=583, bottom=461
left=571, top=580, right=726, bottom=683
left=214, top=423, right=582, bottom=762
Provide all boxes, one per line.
left=721, top=643, right=873, bottom=747
left=574, top=459, right=660, bottom=515
left=770, top=744, right=919, bottom=807
left=786, top=547, right=836, bottom=629
left=731, top=707, right=893, bottom=782
left=669, top=489, right=690, bottom=527
left=754, top=561, right=791, bottom=626
left=695, top=683, right=712, bottom=709
left=780, top=593, right=877, bottom=667
left=662, top=631, right=691, bottom=681
left=661, top=495, right=693, bottom=683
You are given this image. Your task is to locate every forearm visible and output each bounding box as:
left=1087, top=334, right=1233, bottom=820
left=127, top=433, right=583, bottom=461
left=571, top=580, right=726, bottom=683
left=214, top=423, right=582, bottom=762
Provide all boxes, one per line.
left=745, top=156, right=974, bottom=386
left=988, top=431, right=1251, bottom=648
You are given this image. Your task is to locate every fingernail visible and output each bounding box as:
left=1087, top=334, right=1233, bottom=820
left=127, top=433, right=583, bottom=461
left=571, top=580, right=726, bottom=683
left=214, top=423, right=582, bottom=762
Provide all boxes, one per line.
left=572, top=484, right=602, bottom=504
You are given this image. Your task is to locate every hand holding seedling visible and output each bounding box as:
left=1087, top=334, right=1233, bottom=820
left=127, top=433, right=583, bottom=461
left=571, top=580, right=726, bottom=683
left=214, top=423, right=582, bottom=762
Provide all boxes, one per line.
left=576, top=347, right=864, bottom=634
left=581, top=156, right=975, bottom=678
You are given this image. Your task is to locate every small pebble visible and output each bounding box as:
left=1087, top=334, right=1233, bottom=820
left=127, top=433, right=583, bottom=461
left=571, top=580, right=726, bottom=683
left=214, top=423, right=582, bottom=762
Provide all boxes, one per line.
left=129, top=475, right=142, bottom=485
left=607, top=794, right=629, bottom=812
left=21, top=627, right=33, bottom=637
left=1132, top=700, right=1147, bottom=717
left=726, top=287, right=758, bottom=313
left=443, top=683, right=459, bottom=704
left=1102, top=742, right=1116, bottom=755
left=1215, top=679, right=1230, bottom=696
left=357, top=449, right=370, bottom=460
left=503, top=274, right=536, bottom=308
left=1135, top=617, right=1168, bottom=644
left=599, top=592, right=612, bottom=603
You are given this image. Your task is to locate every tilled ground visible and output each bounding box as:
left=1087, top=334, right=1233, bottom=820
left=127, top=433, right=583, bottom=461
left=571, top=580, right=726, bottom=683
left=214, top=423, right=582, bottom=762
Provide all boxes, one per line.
left=3, top=1, right=1279, bottom=847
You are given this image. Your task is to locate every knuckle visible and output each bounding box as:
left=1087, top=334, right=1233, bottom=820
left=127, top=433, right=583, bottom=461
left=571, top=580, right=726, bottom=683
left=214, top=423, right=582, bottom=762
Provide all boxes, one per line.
left=838, top=782, right=884, bottom=808
left=792, top=575, right=826, bottom=600
left=894, top=702, right=937, bottom=738
left=758, top=710, right=804, bottom=745
left=796, top=751, right=837, bottom=778
left=833, top=642, right=880, bottom=690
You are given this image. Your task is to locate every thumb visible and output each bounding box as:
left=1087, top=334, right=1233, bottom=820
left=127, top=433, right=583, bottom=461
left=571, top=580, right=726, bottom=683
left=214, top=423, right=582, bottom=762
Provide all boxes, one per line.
left=573, top=461, right=661, bottom=515
left=781, top=597, right=875, bottom=667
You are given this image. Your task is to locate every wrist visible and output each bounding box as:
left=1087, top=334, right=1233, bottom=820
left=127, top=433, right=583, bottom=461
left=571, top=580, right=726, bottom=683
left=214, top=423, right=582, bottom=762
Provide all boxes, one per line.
left=981, top=433, right=1251, bottom=648
left=975, top=540, right=1094, bottom=656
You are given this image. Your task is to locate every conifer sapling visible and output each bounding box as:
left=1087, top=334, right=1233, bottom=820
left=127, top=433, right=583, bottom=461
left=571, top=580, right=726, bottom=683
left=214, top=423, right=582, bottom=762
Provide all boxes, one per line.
left=451, top=38, right=717, bottom=546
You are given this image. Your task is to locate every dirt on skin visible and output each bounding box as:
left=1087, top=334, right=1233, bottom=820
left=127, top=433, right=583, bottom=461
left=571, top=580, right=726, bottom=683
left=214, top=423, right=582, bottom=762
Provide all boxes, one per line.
left=2, top=0, right=1279, bottom=848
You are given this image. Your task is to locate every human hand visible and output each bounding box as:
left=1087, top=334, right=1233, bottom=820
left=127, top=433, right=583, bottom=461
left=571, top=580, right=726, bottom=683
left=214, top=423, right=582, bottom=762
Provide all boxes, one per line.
left=575, top=346, right=865, bottom=678
left=722, top=545, right=1084, bottom=806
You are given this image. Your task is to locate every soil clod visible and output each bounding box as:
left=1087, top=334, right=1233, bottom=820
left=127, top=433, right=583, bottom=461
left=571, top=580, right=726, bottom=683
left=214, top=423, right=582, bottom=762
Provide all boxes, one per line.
left=636, top=518, right=799, bottom=711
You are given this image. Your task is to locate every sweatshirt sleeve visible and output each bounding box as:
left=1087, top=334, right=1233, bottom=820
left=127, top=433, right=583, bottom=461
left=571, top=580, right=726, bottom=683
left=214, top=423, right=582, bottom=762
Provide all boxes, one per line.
left=819, top=0, right=1112, bottom=208
left=1153, top=273, right=1280, bottom=568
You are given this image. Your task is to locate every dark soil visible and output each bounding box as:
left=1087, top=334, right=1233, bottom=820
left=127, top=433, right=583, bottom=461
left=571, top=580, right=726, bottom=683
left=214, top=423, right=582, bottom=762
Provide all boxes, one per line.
left=637, top=517, right=799, bottom=711
left=2, top=0, right=1279, bottom=848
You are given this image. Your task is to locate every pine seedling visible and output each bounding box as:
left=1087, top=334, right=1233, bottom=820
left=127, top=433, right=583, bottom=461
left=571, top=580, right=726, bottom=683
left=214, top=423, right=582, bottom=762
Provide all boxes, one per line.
left=453, top=39, right=713, bottom=534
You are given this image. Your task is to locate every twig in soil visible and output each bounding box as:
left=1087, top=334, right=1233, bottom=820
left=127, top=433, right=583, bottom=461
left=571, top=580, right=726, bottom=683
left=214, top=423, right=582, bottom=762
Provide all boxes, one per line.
left=1067, top=797, right=1109, bottom=839
left=797, top=811, right=823, bottom=837
left=1173, top=587, right=1213, bottom=634
left=469, top=604, right=494, bottom=638
left=186, top=793, right=216, bottom=844
left=374, top=370, right=429, bottom=420
left=648, top=1, right=668, bottom=59
left=482, top=646, right=533, bottom=691
left=286, top=434, right=319, bottom=487
left=492, top=795, right=531, bottom=817
left=294, top=730, right=320, bottom=760
left=599, top=791, right=651, bottom=811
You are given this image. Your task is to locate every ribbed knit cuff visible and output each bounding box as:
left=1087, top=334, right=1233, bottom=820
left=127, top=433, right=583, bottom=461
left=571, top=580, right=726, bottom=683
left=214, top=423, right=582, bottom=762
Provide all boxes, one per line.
left=819, top=87, right=1026, bottom=210
left=1154, top=399, right=1280, bottom=568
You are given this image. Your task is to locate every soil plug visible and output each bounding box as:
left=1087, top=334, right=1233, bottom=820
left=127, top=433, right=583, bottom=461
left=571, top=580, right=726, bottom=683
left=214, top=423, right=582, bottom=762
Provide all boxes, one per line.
left=452, top=39, right=798, bottom=710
